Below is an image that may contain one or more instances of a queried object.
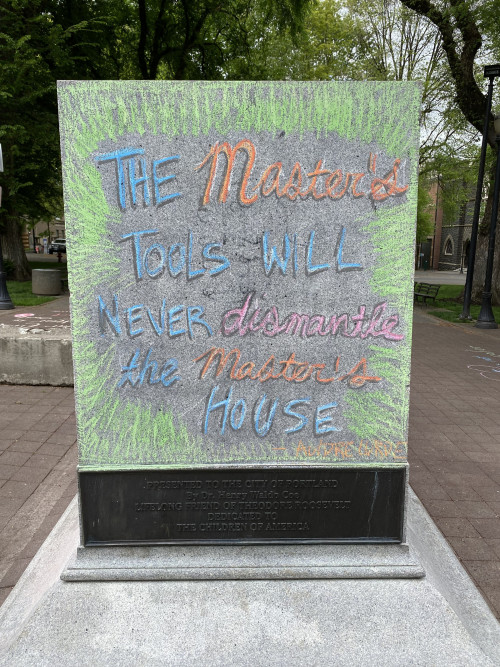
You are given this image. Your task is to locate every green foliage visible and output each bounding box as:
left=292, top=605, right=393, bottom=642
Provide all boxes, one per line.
left=2, top=0, right=495, bottom=278
left=416, top=178, right=434, bottom=241
left=2, top=258, right=15, bottom=278
left=0, top=1, right=85, bottom=227
left=0, top=0, right=313, bottom=245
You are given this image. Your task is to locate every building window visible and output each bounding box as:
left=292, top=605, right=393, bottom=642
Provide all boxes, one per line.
left=444, top=237, right=453, bottom=255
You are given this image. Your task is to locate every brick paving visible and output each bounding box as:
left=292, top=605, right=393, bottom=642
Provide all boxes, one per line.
left=0, top=304, right=500, bottom=622
left=0, top=385, right=77, bottom=606
left=409, top=308, right=500, bottom=619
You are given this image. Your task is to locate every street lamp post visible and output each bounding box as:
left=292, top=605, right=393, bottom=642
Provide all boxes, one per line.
left=475, top=115, right=500, bottom=329
left=0, top=144, right=14, bottom=310
left=460, top=64, right=500, bottom=320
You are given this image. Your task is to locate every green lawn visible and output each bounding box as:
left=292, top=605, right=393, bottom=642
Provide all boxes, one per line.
left=4, top=259, right=68, bottom=307
left=6, top=280, right=57, bottom=307
left=421, top=284, right=500, bottom=324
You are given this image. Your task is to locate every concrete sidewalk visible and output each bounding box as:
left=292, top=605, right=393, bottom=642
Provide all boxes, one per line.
left=414, top=268, right=467, bottom=286
left=0, top=304, right=500, bottom=622
left=409, top=307, right=500, bottom=619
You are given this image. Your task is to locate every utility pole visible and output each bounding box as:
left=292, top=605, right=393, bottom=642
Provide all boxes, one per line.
left=460, top=64, right=500, bottom=320
left=0, top=144, right=15, bottom=309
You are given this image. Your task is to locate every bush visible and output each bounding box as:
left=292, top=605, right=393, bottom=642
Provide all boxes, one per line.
left=2, top=258, right=15, bottom=279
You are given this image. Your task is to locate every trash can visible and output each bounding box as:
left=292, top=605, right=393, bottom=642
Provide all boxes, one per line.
left=32, top=269, right=61, bottom=295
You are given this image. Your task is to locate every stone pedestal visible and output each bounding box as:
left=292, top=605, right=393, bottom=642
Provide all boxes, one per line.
left=62, top=541, right=424, bottom=582
left=1, top=492, right=499, bottom=666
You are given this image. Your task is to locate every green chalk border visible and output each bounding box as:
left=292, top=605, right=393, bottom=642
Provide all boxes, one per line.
left=57, top=81, right=420, bottom=470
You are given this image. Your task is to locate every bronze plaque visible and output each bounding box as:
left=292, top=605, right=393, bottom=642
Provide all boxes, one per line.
left=80, top=468, right=405, bottom=545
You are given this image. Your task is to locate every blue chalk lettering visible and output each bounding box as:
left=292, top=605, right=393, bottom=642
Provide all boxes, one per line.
left=153, top=156, right=181, bottom=205
left=118, top=348, right=141, bottom=387
left=230, top=399, right=246, bottom=430
left=126, top=305, right=144, bottom=337
left=337, top=227, right=362, bottom=271
left=144, top=243, right=166, bottom=278
left=254, top=394, right=279, bottom=437
left=160, top=359, right=180, bottom=387
left=138, top=347, right=160, bottom=386
left=168, top=305, right=186, bottom=337
left=262, top=232, right=291, bottom=276
left=94, top=148, right=144, bottom=209
left=202, top=243, right=231, bottom=276
left=98, top=294, right=121, bottom=336
left=284, top=398, right=311, bottom=434
left=168, top=243, right=186, bottom=277
left=204, top=385, right=232, bottom=434
left=307, top=231, right=330, bottom=274
left=187, top=306, right=213, bottom=339
left=315, top=402, right=340, bottom=434
left=121, top=229, right=159, bottom=279
left=128, top=157, right=151, bottom=206
left=146, top=300, right=166, bottom=336
left=188, top=231, right=205, bottom=280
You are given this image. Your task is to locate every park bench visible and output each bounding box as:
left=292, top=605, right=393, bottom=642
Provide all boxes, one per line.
left=414, top=282, right=440, bottom=304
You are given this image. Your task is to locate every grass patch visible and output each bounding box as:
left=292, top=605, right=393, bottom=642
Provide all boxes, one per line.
left=6, top=280, right=57, bottom=307
left=417, top=283, right=500, bottom=324
left=3, top=259, right=68, bottom=307
left=430, top=284, right=463, bottom=301
left=428, top=303, right=500, bottom=323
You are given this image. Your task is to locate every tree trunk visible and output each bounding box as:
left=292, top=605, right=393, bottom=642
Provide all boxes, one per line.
left=471, top=172, right=500, bottom=305
left=0, top=217, right=31, bottom=281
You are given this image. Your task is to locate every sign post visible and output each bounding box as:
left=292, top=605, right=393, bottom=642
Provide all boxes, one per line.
left=57, top=81, right=420, bottom=572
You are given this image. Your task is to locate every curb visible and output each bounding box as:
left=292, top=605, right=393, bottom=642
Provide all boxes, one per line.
left=0, top=334, right=73, bottom=386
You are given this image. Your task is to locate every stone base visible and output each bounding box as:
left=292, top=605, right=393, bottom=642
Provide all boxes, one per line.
left=62, top=541, right=424, bottom=581
left=2, top=491, right=500, bottom=666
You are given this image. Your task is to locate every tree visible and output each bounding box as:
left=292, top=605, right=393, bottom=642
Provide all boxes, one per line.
left=416, top=176, right=435, bottom=242
left=220, top=0, right=364, bottom=81
left=399, top=0, right=500, bottom=302
left=0, top=0, right=98, bottom=279
left=0, top=0, right=314, bottom=279
left=129, top=0, right=308, bottom=80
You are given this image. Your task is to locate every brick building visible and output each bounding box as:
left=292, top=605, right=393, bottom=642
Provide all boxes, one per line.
left=23, top=217, right=65, bottom=252
left=418, top=179, right=473, bottom=272
left=437, top=190, right=473, bottom=271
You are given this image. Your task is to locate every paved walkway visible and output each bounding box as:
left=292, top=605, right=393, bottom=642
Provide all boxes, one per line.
left=0, top=386, right=77, bottom=605
left=0, top=294, right=70, bottom=334
left=414, top=268, right=467, bottom=286
left=0, top=301, right=500, bottom=622
left=409, top=308, right=500, bottom=619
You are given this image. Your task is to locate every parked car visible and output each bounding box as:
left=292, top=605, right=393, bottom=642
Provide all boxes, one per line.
left=48, top=238, right=66, bottom=254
